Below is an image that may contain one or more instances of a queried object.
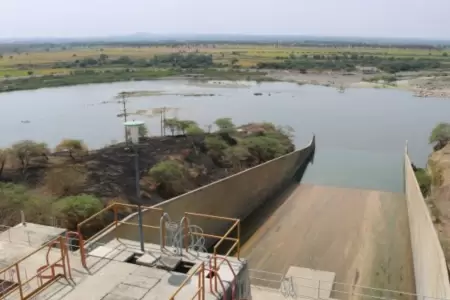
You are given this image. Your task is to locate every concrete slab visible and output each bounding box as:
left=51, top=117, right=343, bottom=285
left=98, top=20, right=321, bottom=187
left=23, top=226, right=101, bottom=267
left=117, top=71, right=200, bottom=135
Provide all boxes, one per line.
left=0, top=223, right=66, bottom=247
left=102, top=293, right=137, bottom=300
left=132, top=266, right=168, bottom=280
left=122, top=275, right=159, bottom=290
left=136, top=253, right=160, bottom=267
left=108, top=283, right=149, bottom=299
left=285, top=266, right=335, bottom=299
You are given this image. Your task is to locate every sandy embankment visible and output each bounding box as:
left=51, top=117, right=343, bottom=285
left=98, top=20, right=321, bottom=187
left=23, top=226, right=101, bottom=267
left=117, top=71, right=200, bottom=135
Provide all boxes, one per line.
left=266, top=70, right=450, bottom=99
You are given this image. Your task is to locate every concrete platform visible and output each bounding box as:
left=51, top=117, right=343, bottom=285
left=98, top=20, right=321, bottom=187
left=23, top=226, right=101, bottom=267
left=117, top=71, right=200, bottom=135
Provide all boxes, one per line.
left=5, top=238, right=248, bottom=300
left=0, top=223, right=66, bottom=269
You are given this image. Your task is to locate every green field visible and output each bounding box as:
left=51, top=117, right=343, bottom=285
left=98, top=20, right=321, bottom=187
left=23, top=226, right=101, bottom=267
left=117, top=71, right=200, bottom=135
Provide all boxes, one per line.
left=1, top=44, right=450, bottom=92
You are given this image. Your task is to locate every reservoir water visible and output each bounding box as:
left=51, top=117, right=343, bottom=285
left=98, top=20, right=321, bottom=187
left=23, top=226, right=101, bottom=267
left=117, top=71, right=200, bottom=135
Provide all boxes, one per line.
left=1, top=80, right=448, bottom=192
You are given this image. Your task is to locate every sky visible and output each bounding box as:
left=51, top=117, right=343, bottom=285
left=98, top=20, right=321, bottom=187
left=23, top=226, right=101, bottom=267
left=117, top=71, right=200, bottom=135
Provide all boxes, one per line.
left=1, top=0, right=450, bottom=40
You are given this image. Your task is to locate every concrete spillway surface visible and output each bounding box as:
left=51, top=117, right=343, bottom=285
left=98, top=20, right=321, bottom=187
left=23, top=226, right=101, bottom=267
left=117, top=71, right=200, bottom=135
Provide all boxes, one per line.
left=239, top=183, right=416, bottom=299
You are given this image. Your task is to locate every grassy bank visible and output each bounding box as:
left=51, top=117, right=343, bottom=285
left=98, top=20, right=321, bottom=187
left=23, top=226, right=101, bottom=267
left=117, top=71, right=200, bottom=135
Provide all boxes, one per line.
left=0, top=68, right=271, bottom=93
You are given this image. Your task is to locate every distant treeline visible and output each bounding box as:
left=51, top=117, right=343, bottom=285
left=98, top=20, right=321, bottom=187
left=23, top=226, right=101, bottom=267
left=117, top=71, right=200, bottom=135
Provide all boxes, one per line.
left=52, top=53, right=215, bottom=69
left=257, top=54, right=442, bottom=73
left=1, top=40, right=448, bottom=53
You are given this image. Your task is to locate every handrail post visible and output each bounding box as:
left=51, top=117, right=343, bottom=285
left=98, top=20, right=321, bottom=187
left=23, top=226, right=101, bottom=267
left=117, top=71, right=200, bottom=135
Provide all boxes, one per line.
left=237, top=221, right=241, bottom=259
left=183, top=216, right=189, bottom=251
left=197, top=263, right=201, bottom=300
left=59, top=237, right=67, bottom=279
left=214, top=255, right=218, bottom=293
left=113, top=204, right=118, bottom=228
left=15, top=263, right=23, bottom=299
left=318, top=279, right=321, bottom=299
left=208, top=255, right=213, bottom=293
left=201, top=263, right=205, bottom=300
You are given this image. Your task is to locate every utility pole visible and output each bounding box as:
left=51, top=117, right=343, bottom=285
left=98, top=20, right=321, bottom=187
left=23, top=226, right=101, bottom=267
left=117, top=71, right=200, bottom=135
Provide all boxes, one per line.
left=162, top=107, right=167, bottom=136
left=119, top=92, right=129, bottom=142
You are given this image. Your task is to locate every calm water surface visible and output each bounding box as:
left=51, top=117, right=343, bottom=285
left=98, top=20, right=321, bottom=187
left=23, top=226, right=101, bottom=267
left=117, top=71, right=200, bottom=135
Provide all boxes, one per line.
left=1, top=80, right=449, bottom=192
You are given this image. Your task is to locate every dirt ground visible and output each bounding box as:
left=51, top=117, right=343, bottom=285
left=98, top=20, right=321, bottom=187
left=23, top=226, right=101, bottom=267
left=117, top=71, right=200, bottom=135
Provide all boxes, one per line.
left=240, top=183, right=415, bottom=299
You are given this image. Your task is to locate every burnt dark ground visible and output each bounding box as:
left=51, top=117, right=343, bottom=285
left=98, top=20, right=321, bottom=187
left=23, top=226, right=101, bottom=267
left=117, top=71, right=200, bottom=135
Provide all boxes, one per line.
left=1, top=134, right=293, bottom=206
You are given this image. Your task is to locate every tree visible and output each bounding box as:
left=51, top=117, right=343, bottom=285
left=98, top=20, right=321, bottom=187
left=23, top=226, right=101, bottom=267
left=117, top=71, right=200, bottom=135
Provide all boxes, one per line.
left=0, top=148, right=10, bottom=178
left=11, top=140, right=50, bottom=171
left=53, top=194, right=103, bottom=230
left=214, top=118, right=235, bottom=133
left=429, top=123, right=450, bottom=151
left=138, top=124, right=148, bottom=137
left=164, top=118, right=181, bottom=136
left=443, top=52, right=448, bottom=57
left=178, top=120, right=198, bottom=135
left=186, top=124, right=204, bottom=135
left=55, top=139, right=88, bottom=160
left=27, top=71, right=34, bottom=76
left=99, top=53, right=109, bottom=62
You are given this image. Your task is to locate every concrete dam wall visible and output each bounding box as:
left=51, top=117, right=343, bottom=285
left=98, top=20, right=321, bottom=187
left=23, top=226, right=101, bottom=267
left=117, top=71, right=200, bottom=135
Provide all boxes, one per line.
left=404, top=149, right=450, bottom=299
left=92, top=136, right=315, bottom=247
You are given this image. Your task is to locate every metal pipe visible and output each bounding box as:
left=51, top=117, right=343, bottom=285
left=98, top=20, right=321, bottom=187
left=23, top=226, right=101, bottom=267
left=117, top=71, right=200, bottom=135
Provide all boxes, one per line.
left=135, top=146, right=145, bottom=253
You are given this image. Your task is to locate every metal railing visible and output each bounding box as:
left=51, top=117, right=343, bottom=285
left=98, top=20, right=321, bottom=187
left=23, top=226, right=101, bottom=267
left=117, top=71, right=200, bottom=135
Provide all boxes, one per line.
left=183, top=212, right=241, bottom=260
left=76, top=202, right=164, bottom=268
left=0, top=236, right=72, bottom=300
left=248, top=269, right=420, bottom=300
left=169, top=262, right=206, bottom=300
left=169, top=213, right=240, bottom=300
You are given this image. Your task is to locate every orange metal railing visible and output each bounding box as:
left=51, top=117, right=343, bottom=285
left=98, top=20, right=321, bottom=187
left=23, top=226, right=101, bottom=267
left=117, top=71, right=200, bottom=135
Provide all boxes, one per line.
left=0, top=236, right=72, bottom=300
left=170, top=212, right=240, bottom=300
left=76, top=203, right=163, bottom=268
left=169, top=262, right=206, bottom=300
left=208, top=256, right=237, bottom=295
left=182, top=212, right=241, bottom=260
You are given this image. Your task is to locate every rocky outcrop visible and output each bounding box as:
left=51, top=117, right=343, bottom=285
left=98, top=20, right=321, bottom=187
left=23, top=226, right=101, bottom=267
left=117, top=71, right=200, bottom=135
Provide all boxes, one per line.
left=427, top=144, right=450, bottom=266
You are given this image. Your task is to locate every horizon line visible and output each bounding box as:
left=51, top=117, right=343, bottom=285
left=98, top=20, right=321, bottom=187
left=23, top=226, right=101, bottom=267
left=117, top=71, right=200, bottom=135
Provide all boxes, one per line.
left=1, top=33, right=449, bottom=42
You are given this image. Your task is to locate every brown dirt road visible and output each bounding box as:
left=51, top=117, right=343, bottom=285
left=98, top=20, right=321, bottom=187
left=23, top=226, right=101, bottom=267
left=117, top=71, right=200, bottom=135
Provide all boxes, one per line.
left=240, top=183, right=415, bottom=299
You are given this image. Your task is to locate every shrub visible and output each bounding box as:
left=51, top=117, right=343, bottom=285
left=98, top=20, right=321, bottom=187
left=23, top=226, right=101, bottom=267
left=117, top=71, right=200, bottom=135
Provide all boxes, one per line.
left=186, top=124, right=204, bottom=135
left=53, top=194, right=103, bottom=229
left=214, top=118, right=235, bottom=133
left=429, top=123, right=450, bottom=151
left=149, top=160, right=188, bottom=197
left=0, top=183, right=52, bottom=225
left=415, top=168, right=432, bottom=197
left=241, top=136, right=287, bottom=162
left=44, top=166, right=87, bottom=196
left=205, top=136, right=229, bottom=152
left=10, top=140, right=50, bottom=169
left=55, top=139, right=88, bottom=160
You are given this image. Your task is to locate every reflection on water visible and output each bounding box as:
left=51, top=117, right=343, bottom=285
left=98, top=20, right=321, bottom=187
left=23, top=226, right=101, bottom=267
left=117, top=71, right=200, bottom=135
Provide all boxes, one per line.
left=0, top=80, right=446, bottom=191
left=301, top=147, right=403, bottom=193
